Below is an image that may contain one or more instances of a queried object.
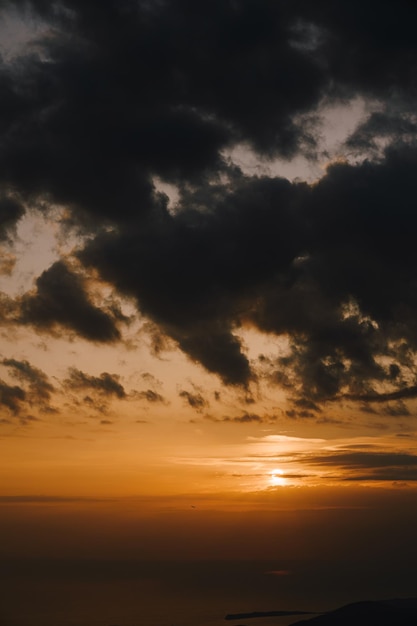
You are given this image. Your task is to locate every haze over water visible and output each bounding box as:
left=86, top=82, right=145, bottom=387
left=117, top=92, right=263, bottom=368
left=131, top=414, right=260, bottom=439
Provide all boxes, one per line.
left=3, top=558, right=417, bottom=626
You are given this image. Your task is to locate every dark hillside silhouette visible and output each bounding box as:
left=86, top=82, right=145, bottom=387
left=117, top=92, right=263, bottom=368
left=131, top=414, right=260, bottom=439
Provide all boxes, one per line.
left=289, top=598, right=417, bottom=626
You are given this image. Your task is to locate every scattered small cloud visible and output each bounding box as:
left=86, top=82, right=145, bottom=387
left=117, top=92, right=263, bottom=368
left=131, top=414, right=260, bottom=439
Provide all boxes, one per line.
left=179, top=390, right=208, bottom=412
left=3, top=358, right=54, bottom=401
left=0, top=380, right=26, bottom=414
left=207, top=412, right=278, bottom=424
left=65, top=368, right=126, bottom=399
left=135, top=389, right=166, bottom=404
left=223, top=413, right=264, bottom=424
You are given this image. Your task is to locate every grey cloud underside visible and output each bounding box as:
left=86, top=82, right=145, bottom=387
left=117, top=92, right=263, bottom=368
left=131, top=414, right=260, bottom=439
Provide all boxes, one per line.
left=304, top=449, right=417, bottom=482
left=2, top=1, right=417, bottom=403
left=308, top=451, right=417, bottom=469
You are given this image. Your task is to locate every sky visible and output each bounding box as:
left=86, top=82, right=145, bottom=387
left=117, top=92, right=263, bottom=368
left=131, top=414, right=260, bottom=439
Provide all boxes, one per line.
left=1, top=1, right=417, bottom=624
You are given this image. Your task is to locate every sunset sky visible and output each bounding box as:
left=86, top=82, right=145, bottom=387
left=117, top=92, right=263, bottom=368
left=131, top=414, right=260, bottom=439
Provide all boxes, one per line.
left=1, top=1, right=417, bottom=625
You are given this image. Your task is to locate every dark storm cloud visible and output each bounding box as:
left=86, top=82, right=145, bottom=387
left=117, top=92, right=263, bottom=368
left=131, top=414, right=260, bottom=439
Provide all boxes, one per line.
left=64, top=368, right=126, bottom=399
left=345, top=111, right=417, bottom=154
left=20, top=261, right=121, bottom=342
left=79, top=174, right=303, bottom=386
left=0, top=195, right=24, bottom=241
left=294, top=0, right=417, bottom=99
left=254, top=147, right=417, bottom=404
left=78, top=146, right=417, bottom=397
left=0, top=0, right=324, bottom=230
left=2, top=1, right=417, bottom=404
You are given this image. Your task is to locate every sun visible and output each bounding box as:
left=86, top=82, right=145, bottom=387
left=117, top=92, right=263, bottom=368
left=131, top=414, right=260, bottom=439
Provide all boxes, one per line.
left=269, top=468, right=287, bottom=487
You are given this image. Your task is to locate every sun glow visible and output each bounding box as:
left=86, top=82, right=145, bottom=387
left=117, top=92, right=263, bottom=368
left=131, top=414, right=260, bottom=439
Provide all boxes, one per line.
left=270, top=468, right=287, bottom=487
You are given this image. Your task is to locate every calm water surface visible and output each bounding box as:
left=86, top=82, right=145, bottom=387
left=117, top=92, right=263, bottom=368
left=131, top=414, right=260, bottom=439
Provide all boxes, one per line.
left=1, top=559, right=416, bottom=626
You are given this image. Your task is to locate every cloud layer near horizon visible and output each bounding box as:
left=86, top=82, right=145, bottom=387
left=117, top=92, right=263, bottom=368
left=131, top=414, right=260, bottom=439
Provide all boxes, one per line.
left=2, top=0, right=417, bottom=410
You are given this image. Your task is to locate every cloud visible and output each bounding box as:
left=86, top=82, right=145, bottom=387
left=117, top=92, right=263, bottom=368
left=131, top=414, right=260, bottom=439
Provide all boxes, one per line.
left=223, top=413, right=264, bottom=424
left=179, top=390, right=208, bottom=412
left=0, top=292, right=19, bottom=325
left=79, top=174, right=300, bottom=386
left=2, top=358, right=54, bottom=401
left=304, top=448, right=417, bottom=482
left=0, top=251, right=16, bottom=276
left=346, top=470, right=417, bottom=482
left=0, top=380, right=25, bottom=414
left=0, top=495, right=100, bottom=503
left=0, top=194, right=25, bottom=241
left=308, top=450, right=417, bottom=469
left=64, top=368, right=126, bottom=399
left=78, top=148, right=417, bottom=401
left=286, top=409, right=315, bottom=419
left=141, top=372, right=161, bottom=385
left=206, top=412, right=276, bottom=424
left=0, top=358, right=55, bottom=416
left=136, top=389, right=165, bottom=404
left=20, top=261, right=121, bottom=342
left=382, top=402, right=410, bottom=417
left=345, top=110, right=417, bottom=156
left=294, top=398, right=322, bottom=412
left=347, top=386, right=417, bottom=404
left=1, top=0, right=417, bottom=406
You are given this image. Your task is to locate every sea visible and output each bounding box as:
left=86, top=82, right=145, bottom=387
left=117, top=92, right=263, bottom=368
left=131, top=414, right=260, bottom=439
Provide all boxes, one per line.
left=1, top=558, right=416, bottom=626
